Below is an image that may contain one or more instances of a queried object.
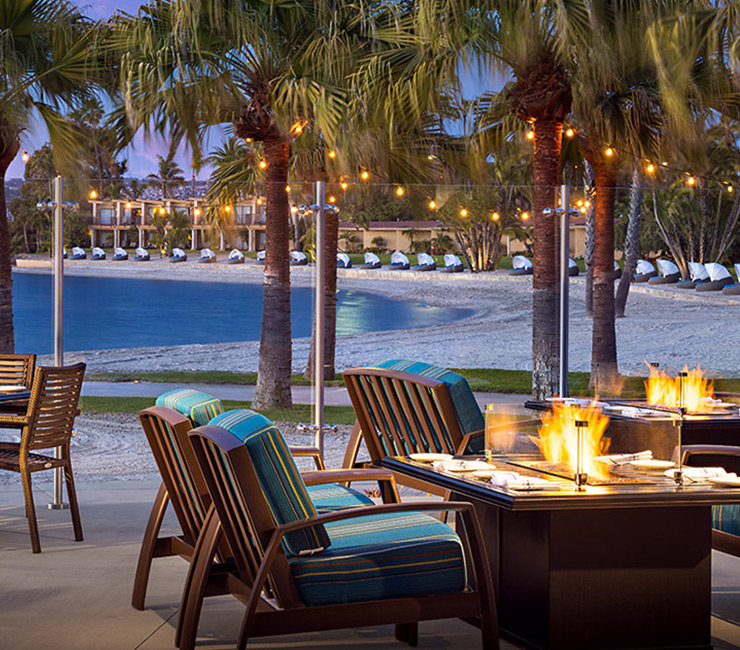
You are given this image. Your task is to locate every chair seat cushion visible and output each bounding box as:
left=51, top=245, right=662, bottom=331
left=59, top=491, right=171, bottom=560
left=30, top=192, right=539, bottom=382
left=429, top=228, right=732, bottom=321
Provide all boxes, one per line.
left=288, top=511, right=466, bottom=606
left=713, top=504, right=740, bottom=536
left=307, top=484, right=375, bottom=513
left=155, top=389, right=224, bottom=426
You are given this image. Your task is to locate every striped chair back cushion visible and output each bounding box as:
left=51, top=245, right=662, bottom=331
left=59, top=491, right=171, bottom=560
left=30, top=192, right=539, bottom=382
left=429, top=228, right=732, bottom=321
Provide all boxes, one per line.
left=374, top=359, right=484, bottom=437
left=156, top=389, right=224, bottom=426
left=209, top=409, right=330, bottom=556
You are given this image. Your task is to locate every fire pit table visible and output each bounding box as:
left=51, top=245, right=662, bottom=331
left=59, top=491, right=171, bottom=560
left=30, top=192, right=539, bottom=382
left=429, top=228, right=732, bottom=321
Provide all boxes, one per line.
left=381, top=454, right=740, bottom=650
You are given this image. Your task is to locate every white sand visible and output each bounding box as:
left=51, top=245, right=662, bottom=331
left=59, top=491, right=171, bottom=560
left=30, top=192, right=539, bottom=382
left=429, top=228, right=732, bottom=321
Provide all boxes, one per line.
left=17, top=255, right=740, bottom=378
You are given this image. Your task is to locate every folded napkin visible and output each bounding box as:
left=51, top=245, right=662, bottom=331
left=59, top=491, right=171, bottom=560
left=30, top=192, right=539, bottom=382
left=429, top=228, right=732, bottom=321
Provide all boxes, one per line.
left=665, top=466, right=729, bottom=482
left=595, top=450, right=653, bottom=466
left=432, top=459, right=493, bottom=472
left=489, top=471, right=560, bottom=491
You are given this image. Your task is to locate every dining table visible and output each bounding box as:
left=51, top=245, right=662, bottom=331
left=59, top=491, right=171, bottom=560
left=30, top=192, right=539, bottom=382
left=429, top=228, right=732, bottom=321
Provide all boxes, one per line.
left=0, top=386, right=31, bottom=417
left=382, top=453, right=740, bottom=650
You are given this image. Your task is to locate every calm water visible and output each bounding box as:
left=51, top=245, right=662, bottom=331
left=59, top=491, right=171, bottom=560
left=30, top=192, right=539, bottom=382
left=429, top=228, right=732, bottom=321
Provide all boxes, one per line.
left=12, top=272, right=473, bottom=354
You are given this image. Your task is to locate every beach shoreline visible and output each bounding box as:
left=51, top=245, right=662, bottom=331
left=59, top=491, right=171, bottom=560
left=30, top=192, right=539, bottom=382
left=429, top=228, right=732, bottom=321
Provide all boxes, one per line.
left=14, top=254, right=740, bottom=378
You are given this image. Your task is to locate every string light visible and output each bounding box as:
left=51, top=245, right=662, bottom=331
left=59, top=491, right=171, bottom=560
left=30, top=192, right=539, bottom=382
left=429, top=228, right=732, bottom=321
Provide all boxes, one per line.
left=576, top=199, right=584, bottom=207
left=194, top=208, right=201, bottom=217
left=428, top=200, right=436, bottom=210
left=224, top=205, right=231, bottom=213
left=728, top=185, right=734, bottom=193
left=584, top=200, right=591, bottom=208
left=520, top=211, right=530, bottom=221
left=328, top=150, right=336, bottom=159
left=245, top=137, right=253, bottom=143
left=340, top=182, right=348, bottom=190
left=646, top=163, right=655, bottom=174
left=491, top=212, right=500, bottom=221
left=291, top=206, right=298, bottom=213
left=259, top=160, right=267, bottom=169
left=605, top=147, right=614, bottom=157
left=125, top=201, right=132, bottom=209
left=459, top=208, right=468, bottom=217
left=360, top=170, right=370, bottom=181
left=687, top=176, right=696, bottom=186
left=89, top=190, right=98, bottom=199
left=526, top=131, right=535, bottom=140
left=395, top=187, right=405, bottom=197
left=565, top=128, right=575, bottom=138
left=328, top=195, right=336, bottom=204
left=256, top=198, right=263, bottom=205
left=21, top=151, right=29, bottom=162
left=285, top=185, right=291, bottom=192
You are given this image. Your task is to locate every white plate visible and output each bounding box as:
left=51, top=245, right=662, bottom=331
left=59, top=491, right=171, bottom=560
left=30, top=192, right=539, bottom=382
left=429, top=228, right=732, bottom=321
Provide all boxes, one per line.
left=470, top=468, right=497, bottom=478
left=0, top=385, right=27, bottom=393
left=708, top=475, right=740, bottom=488
left=409, top=453, right=453, bottom=463
left=438, top=460, right=495, bottom=472
left=629, top=459, right=675, bottom=471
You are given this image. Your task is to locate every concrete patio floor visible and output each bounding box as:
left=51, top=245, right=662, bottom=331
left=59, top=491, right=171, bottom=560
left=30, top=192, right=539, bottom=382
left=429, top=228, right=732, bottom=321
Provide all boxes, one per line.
left=2, top=478, right=740, bottom=649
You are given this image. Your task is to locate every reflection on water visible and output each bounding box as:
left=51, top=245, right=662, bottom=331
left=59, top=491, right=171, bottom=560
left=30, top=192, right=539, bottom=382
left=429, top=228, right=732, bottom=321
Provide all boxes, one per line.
left=13, top=273, right=474, bottom=353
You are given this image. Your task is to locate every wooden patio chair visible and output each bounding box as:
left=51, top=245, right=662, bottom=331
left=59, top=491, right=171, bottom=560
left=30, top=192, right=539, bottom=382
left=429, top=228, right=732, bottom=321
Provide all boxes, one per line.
left=0, top=353, right=36, bottom=388
left=342, top=364, right=487, bottom=497
left=181, top=410, right=499, bottom=650
left=0, top=363, right=85, bottom=553
left=134, top=406, right=399, bottom=639
left=0, top=353, right=36, bottom=415
left=677, top=444, right=740, bottom=557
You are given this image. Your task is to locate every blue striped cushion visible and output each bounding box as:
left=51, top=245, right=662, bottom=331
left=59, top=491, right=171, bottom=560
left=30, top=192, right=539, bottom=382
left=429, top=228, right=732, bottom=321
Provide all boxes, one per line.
left=288, top=511, right=466, bottom=606
left=209, top=409, right=330, bottom=556
left=307, top=484, right=374, bottom=513
left=156, top=389, right=224, bottom=426
left=713, top=504, right=740, bottom=536
left=374, top=359, right=484, bottom=452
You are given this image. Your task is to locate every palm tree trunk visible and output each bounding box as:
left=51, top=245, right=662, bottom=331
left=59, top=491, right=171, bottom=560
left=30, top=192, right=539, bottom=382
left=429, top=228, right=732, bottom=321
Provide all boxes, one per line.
left=0, top=132, right=19, bottom=353
left=531, top=119, right=561, bottom=399
left=590, top=156, right=619, bottom=392
left=583, top=162, right=595, bottom=317
left=614, top=167, right=642, bottom=318
left=304, top=208, right=338, bottom=381
left=253, top=138, right=292, bottom=409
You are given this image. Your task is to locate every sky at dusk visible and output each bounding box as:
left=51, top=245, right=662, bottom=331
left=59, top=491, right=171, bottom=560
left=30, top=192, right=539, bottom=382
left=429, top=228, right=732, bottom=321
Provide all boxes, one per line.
left=9, top=0, right=495, bottom=181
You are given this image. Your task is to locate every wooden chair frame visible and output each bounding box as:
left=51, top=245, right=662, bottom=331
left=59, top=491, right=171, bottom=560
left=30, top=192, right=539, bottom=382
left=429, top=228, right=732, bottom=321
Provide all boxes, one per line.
left=0, top=353, right=36, bottom=388
left=182, top=425, right=499, bottom=650
left=343, top=367, right=485, bottom=497
left=0, top=363, right=85, bottom=553
left=678, top=444, right=740, bottom=557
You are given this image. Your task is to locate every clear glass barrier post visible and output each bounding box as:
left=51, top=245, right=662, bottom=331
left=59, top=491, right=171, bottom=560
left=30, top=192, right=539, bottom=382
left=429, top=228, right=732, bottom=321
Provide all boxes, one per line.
left=314, top=181, right=325, bottom=458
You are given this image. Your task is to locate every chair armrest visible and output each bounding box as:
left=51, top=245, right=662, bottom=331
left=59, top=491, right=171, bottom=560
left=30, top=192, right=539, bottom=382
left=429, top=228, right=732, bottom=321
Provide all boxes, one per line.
left=715, top=392, right=740, bottom=404
left=457, top=418, right=542, bottom=455
left=290, top=446, right=325, bottom=470
left=457, top=429, right=484, bottom=455
left=0, top=414, right=28, bottom=428
left=302, top=468, right=400, bottom=503
left=678, top=444, right=740, bottom=464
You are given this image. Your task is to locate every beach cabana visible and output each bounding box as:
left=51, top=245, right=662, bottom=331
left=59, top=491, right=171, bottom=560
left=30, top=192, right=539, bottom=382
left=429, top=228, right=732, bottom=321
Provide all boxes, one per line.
left=614, top=261, right=622, bottom=279
left=360, top=252, right=381, bottom=269
left=256, top=250, right=265, bottom=264
left=696, top=263, right=733, bottom=292
left=510, top=255, right=533, bottom=276
left=633, top=259, right=657, bottom=282
left=170, top=248, right=187, bottom=263
left=648, top=259, right=681, bottom=284
left=91, top=247, right=106, bottom=260
left=337, top=252, right=351, bottom=268
left=568, top=258, right=580, bottom=276
left=389, top=251, right=410, bottom=270
left=70, top=246, right=86, bottom=260
left=413, top=252, right=437, bottom=271
left=226, top=249, right=245, bottom=264
left=440, top=253, right=464, bottom=273
left=199, top=248, right=217, bottom=263
left=290, top=250, right=308, bottom=265
left=723, top=263, right=740, bottom=295
left=112, top=247, right=128, bottom=261
left=678, top=262, right=710, bottom=289
left=133, top=247, right=150, bottom=261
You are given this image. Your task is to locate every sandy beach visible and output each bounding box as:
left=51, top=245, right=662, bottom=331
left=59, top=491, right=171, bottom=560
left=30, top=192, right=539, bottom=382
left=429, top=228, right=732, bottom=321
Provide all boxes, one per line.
left=16, top=254, right=740, bottom=378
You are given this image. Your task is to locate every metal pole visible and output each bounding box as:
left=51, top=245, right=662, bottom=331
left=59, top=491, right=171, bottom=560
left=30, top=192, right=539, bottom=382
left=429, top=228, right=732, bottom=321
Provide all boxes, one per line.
left=559, top=184, right=570, bottom=397
left=50, top=175, right=66, bottom=509
left=314, top=182, right=326, bottom=458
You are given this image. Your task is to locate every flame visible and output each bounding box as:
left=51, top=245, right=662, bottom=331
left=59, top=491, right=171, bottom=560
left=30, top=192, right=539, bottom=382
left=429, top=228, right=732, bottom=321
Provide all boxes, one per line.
left=533, top=402, right=611, bottom=480
left=645, top=363, right=713, bottom=413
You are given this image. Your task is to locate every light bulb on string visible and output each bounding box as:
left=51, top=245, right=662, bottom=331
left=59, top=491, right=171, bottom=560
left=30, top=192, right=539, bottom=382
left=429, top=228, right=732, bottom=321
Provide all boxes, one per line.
left=21, top=151, right=29, bottom=162
left=459, top=208, right=468, bottom=217
left=328, top=150, right=336, bottom=159
left=565, top=128, right=575, bottom=138
left=491, top=212, right=500, bottom=221
left=646, top=163, right=655, bottom=174
left=258, top=160, right=267, bottom=169
left=605, top=147, right=614, bottom=157
left=520, top=211, right=530, bottom=221
left=89, top=190, right=98, bottom=200
left=526, top=131, right=535, bottom=141
left=428, top=200, right=436, bottom=210
left=340, top=182, right=348, bottom=190
left=687, top=176, right=696, bottom=186
left=395, top=187, right=405, bottom=197
left=360, top=170, right=369, bottom=181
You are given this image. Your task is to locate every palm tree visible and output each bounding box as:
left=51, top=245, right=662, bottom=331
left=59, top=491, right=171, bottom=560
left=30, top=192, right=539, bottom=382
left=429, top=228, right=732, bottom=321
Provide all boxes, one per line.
left=146, top=150, right=186, bottom=199
left=0, top=0, right=108, bottom=353
left=115, top=0, right=350, bottom=408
